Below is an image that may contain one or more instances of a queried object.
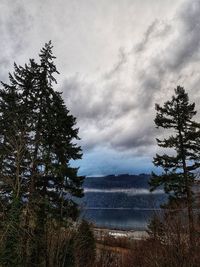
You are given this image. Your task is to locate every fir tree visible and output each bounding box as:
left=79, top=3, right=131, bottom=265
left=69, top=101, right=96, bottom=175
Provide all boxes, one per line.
left=0, top=41, right=84, bottom=265
left=28, top=42, right=84, bottom=265
left=0, top=73, right=32, bottom=266
left=150, top=86, right=200, bottom=247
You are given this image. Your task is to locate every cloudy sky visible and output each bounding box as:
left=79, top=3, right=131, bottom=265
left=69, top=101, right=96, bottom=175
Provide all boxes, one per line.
left=1, top=0, right=200, bottom=176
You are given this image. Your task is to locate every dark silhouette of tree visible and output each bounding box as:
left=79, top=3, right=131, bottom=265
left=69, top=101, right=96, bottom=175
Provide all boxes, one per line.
left=147, top=213, right=165, bottom=241
left=0, top=41, right=84, bottom=266
left=74, top=220, right=96, bottom=267
left=0, top=63, right=32, bottom=266
left=150, top=86, right=200, bottom=247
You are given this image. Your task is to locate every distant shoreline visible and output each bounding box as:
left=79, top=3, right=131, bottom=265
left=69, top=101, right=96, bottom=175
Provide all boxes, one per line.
left=93, top=226, right=149, bottom=240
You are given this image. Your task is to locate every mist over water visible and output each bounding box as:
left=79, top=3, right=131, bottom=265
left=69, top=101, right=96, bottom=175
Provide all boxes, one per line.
left=81, top=175, right=166, bottom=230
left=84, top=188, right=164, bottom=195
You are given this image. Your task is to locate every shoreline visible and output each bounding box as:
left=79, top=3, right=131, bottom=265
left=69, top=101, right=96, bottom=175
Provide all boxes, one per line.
left=93, top=226, right=149, bottom=240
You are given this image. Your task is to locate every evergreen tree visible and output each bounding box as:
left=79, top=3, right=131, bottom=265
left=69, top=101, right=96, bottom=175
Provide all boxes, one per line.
left=150, top=86, right=200, bottom=247
left=0, top=70, right=32, bottom=266
left=74, top=220, right=96, bottom=267
left=0, top=41, right=84, bottom=266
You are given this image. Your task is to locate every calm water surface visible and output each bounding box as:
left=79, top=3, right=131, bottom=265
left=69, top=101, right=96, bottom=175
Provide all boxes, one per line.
left=83, top=208, right=159, bottom=230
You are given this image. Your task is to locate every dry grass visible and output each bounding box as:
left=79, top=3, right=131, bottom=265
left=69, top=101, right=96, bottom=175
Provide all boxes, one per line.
left=94, top=211, right=200, bottom=267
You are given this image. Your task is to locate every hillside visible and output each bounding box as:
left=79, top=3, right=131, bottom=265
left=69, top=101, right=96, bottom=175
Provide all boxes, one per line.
left=83, top=173, right=151, bottom=189
left=79, top=174, right=166, bottom=210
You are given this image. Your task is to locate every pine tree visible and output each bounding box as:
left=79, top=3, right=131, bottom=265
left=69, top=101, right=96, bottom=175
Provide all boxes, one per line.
left=150, top=86, right=200, bottom=247
left=74, top=220, right=96, bottom=267
left=0, top=41, right=84, bottom=265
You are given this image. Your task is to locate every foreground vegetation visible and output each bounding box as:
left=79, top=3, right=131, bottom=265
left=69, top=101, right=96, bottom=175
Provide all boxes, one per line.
left=94, top=207, right=200, bottom=267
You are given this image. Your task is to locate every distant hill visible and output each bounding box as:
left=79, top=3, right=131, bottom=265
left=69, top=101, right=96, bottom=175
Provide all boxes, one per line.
left=79, top=174, right=166, bottom=209
left=83, top=174, right=151, bottom=189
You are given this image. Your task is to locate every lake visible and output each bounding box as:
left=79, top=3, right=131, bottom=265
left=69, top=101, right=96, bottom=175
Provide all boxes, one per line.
left=79, top=175, right=200, bottom=230
left=82, top=208, right=159, bottom=230
left=79, top=175, right=167, bottom=230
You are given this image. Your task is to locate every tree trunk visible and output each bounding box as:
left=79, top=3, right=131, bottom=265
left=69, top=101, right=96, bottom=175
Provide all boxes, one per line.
left=177, top=119, right=195, bottom=248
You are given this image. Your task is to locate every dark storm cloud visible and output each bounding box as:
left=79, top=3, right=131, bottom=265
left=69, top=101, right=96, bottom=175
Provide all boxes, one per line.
left=63, top=73, right=157, bottom=154
left=165, top=1, right=200, bottom=70
left=2, top=0, right=200, bottom=173
left=62, top=71, right=135, bottom=125
left=62, top=75, right=113, bottom=121
left=134, top=0, right=200, bottom=110
left=61, top=0, right=200, bottom=157
left=110, top=124, right=156, bottom=151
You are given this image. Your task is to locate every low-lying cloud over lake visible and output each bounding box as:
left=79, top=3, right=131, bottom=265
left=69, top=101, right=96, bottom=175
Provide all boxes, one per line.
left=84, top=188, right=164, bottom=195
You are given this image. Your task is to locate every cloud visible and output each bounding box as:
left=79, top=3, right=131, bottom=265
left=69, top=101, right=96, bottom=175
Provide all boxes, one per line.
left=133, top=0, right=200, bottom=110
left=0, top=1, right=31, bottom=81
left=61, top=0, right=200, bottom=166
left=84, top=188, right=164, bottom=195
left=104, top=48, right=127, bottom=80
left=2, top=0, right=200, bottom=175
left=164, top=1, right=200, bottom=70
left=135, top=20, right=159, bottom=52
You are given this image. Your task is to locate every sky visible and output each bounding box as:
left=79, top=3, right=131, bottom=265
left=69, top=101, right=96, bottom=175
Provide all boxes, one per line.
left=1, top=0, right=200, bottom=176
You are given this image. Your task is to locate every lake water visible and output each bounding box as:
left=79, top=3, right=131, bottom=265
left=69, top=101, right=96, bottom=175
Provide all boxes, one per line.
left=80, top=176, right=166, bottom=230
left=82, top=208, right=157, bottom=230
left=78, top=175, right=200, bottom=230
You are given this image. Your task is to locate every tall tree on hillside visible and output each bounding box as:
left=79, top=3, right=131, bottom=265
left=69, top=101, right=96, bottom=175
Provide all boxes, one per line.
left=0, top=41, right=84, bottom=266
left=29, top=43, right=84, bottom=265
left=150, top=86, right=200, bottom=247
